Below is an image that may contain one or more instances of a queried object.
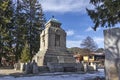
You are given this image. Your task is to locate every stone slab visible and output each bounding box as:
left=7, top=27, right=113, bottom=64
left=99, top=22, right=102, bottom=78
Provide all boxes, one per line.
left=104, top=28, right=120, bottom=80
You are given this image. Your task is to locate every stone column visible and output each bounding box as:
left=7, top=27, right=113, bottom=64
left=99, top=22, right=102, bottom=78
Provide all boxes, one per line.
left=104, top=28, right=120, bottom=80
left=32, top=60, right=39, bottom=74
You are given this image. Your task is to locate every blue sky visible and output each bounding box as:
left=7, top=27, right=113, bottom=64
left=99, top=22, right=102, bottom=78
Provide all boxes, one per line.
left=40, top=0, right=104, bottom=48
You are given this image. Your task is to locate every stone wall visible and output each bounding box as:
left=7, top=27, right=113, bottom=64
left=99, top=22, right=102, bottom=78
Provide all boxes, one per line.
left=47, top=63, right=84, bottom=72
left=38, top=66, right=49, bottom=72
left=104, top=28, right=120, bottom=80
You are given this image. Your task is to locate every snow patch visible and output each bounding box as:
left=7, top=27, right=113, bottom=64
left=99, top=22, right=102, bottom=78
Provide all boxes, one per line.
left=0, top=69, right=105, bottom=80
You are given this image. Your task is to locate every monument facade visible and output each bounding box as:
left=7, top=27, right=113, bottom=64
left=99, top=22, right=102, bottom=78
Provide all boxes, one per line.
left=34, top=18, right=75, bottom=67
left=104, top=28, right=120, bottom=80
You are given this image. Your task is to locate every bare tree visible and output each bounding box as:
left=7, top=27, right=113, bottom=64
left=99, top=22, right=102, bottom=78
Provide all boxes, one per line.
left=80, top=36, right=98, bottom=51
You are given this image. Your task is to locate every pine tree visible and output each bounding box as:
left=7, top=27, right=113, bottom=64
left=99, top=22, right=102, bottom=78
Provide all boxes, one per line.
left=12, top=0, right=27, bottom=61
left=12, top=0, right=45, bottom=61
left=20, top=0, right=46, bottom=57
left=0, top=0, right=13, bottom=66
left=20, top=42, right=30, bottom=63
left=0, top=0, right=46, bottom=64
left=87, top=0, right=120, bottom=31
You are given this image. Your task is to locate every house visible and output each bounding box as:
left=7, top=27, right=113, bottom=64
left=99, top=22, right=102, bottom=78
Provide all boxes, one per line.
left=73, top=49, right=105, bottom=65
left=82, top=53, right=95, bottom=63
left=93, top=52, right=105, bottom=66
left=73, top=54, right=83, bottom=63
left=74, top=53, right=95, bottom=63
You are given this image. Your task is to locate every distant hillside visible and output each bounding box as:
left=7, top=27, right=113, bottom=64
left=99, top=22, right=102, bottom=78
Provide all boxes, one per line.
left=67, top=47, right=82, bottom=53
left=67, top=47, right=104, bottom=55
left=95, top=48, right=104, bottom=53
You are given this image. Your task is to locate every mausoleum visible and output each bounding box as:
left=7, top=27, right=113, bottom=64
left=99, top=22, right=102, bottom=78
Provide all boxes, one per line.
left=33, top=17, right=82, bottom=72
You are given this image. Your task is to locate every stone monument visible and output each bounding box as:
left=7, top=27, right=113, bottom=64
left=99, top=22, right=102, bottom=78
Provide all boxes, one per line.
left=104, top=28, right=120, bottom=80
left=34, top=17, right=75, bottom=68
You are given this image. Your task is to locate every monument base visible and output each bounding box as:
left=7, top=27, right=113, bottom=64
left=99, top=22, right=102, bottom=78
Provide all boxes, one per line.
left=33, top=49, right=75, bottom=66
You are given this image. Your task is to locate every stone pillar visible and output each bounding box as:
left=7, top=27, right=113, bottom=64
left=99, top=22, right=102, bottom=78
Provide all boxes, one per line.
left=32, top=60, right=39, bottom=74
left=90, top=63, right=97, bottom=71
left=20, top=63, right=25, bottom=71
left=25, top=62, right=30, bottom=74
left=14, top=63, right=20, bottom=70
left=104, top=28, right=120, bottom=80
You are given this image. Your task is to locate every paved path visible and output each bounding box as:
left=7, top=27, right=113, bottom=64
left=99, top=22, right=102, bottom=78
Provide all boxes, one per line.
left=0, top=69, right=23, bottom=76
left=0, top=69, right=105, bottom=80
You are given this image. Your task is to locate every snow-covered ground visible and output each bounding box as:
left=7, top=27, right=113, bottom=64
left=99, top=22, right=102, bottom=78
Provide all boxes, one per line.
left=0, top=69, right=105, bottom=80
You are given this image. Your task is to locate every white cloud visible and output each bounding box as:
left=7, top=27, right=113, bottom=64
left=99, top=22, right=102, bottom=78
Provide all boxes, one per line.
left=85, top=27, right=93, bottom=32
left=74, top=35, right=84, bottom=39
left=94, top=37, right=104, bottom=42
left=67, top=40, right=82, bottom=48
left=66, top=30, right=75, bottom=36
left=85, top=27, right=101, bottom=32
left=66, top=36, right=104, bottom=48
left=40, top=0, right=92, bottom=13
left=93, top=37, right=104, bottom=48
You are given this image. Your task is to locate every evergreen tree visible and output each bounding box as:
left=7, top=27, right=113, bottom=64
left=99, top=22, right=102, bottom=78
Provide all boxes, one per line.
left=12, top=0, right=45, bottom=61
left=12, top=0, right=27, bottom=61
left=0, top=0, right=46, bottom=64
left=21, top=0, right=46, bottom=58
left=0, top=0, right=13, bottom=65
left=20, top=42, right=30, bottom=63
left=87, top=0, right=120, bottom=31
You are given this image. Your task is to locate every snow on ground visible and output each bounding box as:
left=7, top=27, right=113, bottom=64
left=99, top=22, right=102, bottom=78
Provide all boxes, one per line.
left=0, top=69, right=105, bottom=80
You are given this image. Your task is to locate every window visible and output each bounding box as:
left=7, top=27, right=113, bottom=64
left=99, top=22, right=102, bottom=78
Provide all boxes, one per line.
left=89, top=56, right=93, bottom=59
left=42, top=35, right=45, bottom=46
left=55, top=34, right=60, bottom=46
